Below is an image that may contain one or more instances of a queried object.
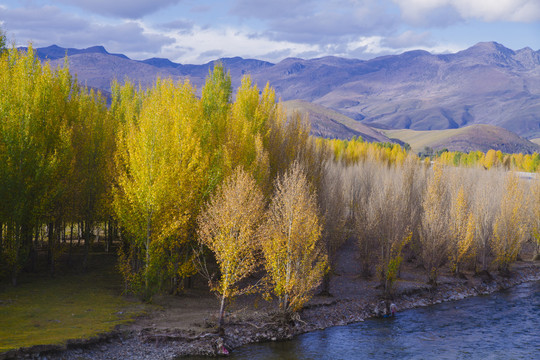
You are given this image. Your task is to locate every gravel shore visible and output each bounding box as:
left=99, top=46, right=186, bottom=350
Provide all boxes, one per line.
left=4, top=260, right=538, bottom=360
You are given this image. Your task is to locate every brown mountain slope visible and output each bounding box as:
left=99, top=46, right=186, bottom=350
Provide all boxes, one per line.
left=384, top=124, right=540, bottom=154
left=282, top=100, right=391, bottom=142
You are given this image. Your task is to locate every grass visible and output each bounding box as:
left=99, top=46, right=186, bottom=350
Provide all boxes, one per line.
left=383, top=127, right=471, bottom=153
left=0, top=252, right=144, bottom=353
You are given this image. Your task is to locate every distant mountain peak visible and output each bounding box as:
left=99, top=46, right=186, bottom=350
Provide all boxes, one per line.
left=462, top=41, right=515, bottom=56
left=84, top=45, right=109, bottom=54
left=141, top=57, right=179, bottom=68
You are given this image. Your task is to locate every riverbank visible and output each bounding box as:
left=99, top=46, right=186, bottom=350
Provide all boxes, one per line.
left=4, top=242, right=540, bottom=360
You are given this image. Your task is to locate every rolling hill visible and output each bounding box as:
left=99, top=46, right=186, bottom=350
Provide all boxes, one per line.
left=282, top=100, right=390, bottom=142
left=384, top=124, right=540, bottom=154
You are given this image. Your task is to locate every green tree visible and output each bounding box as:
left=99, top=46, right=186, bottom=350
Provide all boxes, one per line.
left=0, top=45, right=74, bottom=283
left=69, top=87, right=115, bottom=269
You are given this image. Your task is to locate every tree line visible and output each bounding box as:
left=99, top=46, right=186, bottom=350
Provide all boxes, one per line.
left=1, top=43, right=538, bottom=326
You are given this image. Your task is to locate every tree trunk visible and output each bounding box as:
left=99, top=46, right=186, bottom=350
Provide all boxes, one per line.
left=67, top=223, right=74, bottom=266
left=482, top=241, right=488, bottom=271
left=105, top=220, right=110, bottom=253
left=47, top=222, right=54, bottom=275
left=82, top=221, right=91, bottom=271
left=27, top=226, right=37, bottom=273
left=218, top=294, right=226, bottom=332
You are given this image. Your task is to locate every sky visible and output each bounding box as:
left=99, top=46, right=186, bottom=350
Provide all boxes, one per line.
left=1, top=0, right=539, bottom=64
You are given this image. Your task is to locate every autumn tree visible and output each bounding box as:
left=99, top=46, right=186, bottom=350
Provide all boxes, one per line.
left=318, top=161, right=347, bottom=295
left=0, top=45, right=74, bottom=283
left=260, top=162, right=327, bottom=317
left=199, top=63, right=232, bottom=191
left=448, top=184, right=476, bottom=275
left=113, top=78, right=207, bottom=298
left=197, top=168, right=264, bottom=330
left=68, top=87, right=114, bottom=269
left=375, top=158, right=424, bottom=296
left=347, top=161, right=379, bottom=277
left=225, top=76, right=273, bottom=187
left=470, top=169, right=502, bottom=271
left=492, top=174, right=529, bottom=273
left=420, top=163, right=450, bottom=285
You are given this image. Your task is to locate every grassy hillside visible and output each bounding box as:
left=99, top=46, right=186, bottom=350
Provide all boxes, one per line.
left=282, top=100, right=390, bottom=142
left=384, top=124, right=540, bottom=154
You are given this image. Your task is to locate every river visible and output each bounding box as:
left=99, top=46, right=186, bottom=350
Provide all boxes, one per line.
left=228, top=281, right=540, bottom=359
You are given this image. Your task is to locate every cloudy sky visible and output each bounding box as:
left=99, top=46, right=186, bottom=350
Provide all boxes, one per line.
left=1, top=0, right=539, bottom=64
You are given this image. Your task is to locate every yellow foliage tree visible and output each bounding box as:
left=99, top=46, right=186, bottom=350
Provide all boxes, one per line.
left=492, top=174, right=529, bottom=273
left=260, top=162, right=327, bottom=316
left=420, top=162, right=450, bottom=285
left=0, top=45, right=73, bottom=283
left=449, top=186, right=476, bottom=275
left=113, top=79, right=207, bottom=297
left=197, top=167, right=264, bottom=330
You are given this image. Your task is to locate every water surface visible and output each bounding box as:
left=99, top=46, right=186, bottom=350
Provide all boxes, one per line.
left=229, top=281, right=540, bottom=359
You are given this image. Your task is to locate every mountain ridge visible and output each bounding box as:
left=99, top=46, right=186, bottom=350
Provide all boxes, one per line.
left=28, top=42, right=540, bottom=146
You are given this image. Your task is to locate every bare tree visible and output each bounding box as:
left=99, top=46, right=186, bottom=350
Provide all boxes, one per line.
left=470, top=168, right=503, bottom=272
left=420, top=163, right=451, bottom=285
left=318, top=160, right=348, bottom=295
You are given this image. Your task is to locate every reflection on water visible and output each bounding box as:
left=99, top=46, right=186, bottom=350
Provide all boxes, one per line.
left=228, top=281, right=540, bottom=360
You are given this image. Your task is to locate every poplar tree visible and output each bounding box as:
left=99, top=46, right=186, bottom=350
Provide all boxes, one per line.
left=0, top=45, right=73, bottom=283
left=113, top=79, right=207, bottom=297
left=197, top=168, right=264, bottom=330
left=492, top=174, right=529, bottom=273
left=448, top=186, right=476, bottom=275
left=420, top=163, right=450, bottom=285
left=69, top=88, right=114, bottom=269
left=260, top=162, right=327, bottom=316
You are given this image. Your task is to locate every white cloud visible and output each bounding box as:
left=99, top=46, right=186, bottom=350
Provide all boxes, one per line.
left=393, top=0, right=540, bottom=23
left=346, top=35, right=462, bottom=58
left=0, top=5, right=174, bottom=58
left=382, top=30, right=434, bottom=48
left=149, top=24, right=320, bottom=63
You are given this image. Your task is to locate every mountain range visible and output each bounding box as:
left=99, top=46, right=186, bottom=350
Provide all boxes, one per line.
left=27, top=42, right=540, bottom=152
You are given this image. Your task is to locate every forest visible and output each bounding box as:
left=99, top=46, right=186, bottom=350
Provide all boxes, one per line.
left=1, top=43, right=539, bottom=328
